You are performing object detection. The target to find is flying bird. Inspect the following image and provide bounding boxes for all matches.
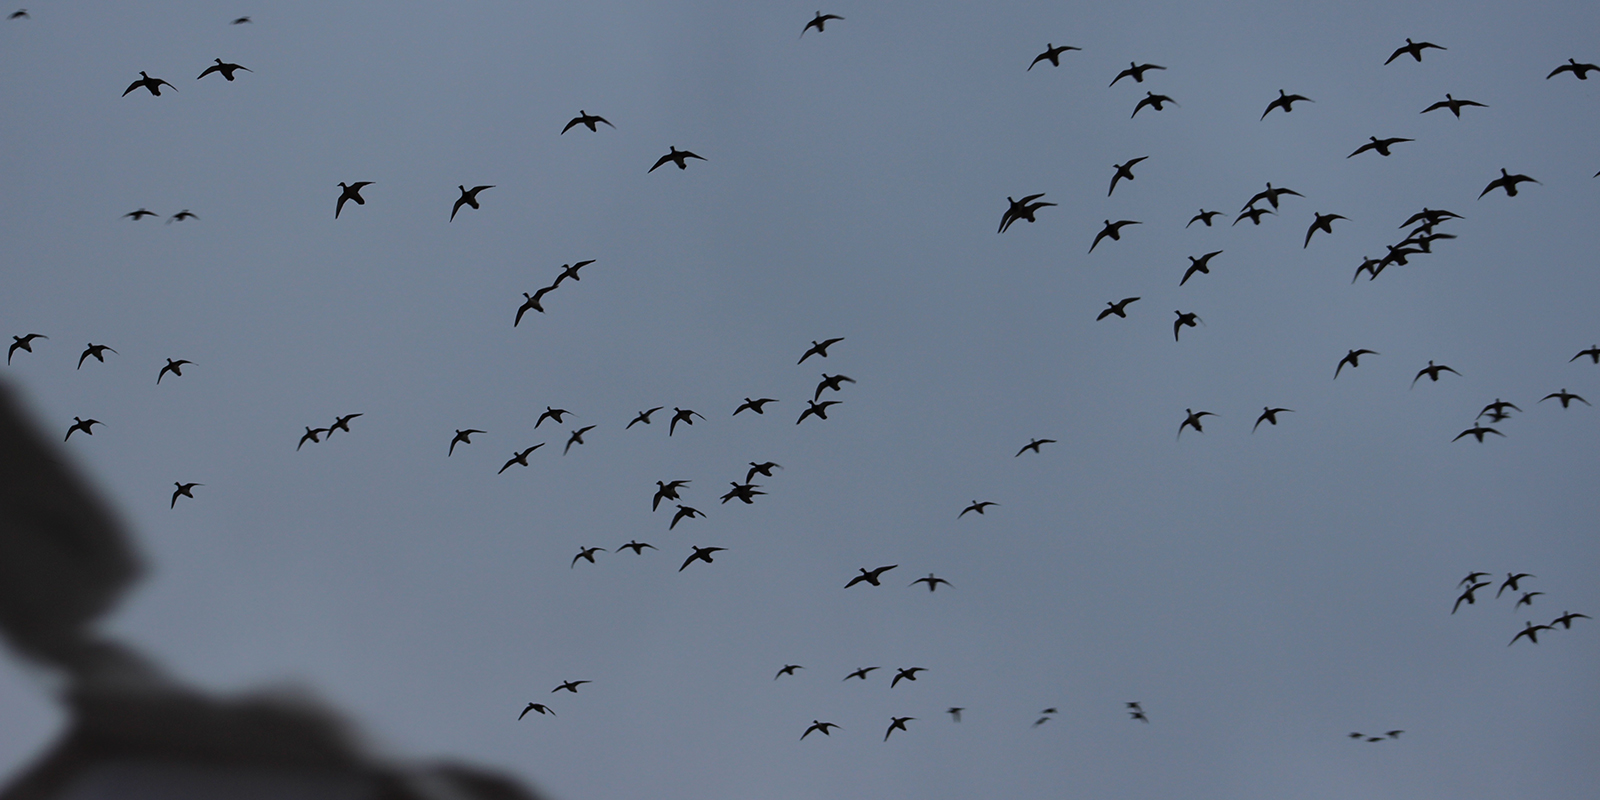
[1130,710,1149,723]
[1089,219,1140,253]
[1304,212,1347,248]
[1453,581,1490,613]
[297,427,329,451]
[959,500,997,518]
[890,667,926,688]
[1386,38,1446,63]
[843,667,879,681]
[800,11,842,36]
[123,208,158,220]
[1261,90,1313,120]
[720,482,765,505]
[231,16,251,24]
[1131,92,1176,117]
[1108,156,1148,196]
[563,426,596,454]
[1540,388,1590,408]
[514,288,556,326]
[1400,208,1462,228]
[1514,591,1545,609]
[571,546,605,568]
[498,444,544,474]
[1187,209,1222,228]
[1498,573,1535,598]
[798,338,844,363]
[1453,424,1504,442]
[1551,611,1591,629]
[327,413,363,435]
[552,680,590,693]
[617,540,657,555]
[335,181,374,218]
[171,482,202,508]
[1420,94,1486,117]
[947,707,963,722]
[1252,407,1293,432]
[1478,169,1539,198]
[448,428,484,456]
[1347,136,1414,158]
[1015,438,1056,456]
[123,71,177,96]
[1509,621,1553,646]
[1180,251,1223,286]
[814,373,855,401]
[845,565,898,588]
[1097,297,1140,320]
[1477,399,1520,419]
[64,417,101,441]
[77,343,117,368]
[998,193,1057,233]
[884,717,915,741]
[1173,310,1201,341]
[628,407,665,428]
[1233,206,1275,226]
[9,9,27,18]
[1028,43,1080,70]
[1411,361,1460,387]
[1334,349,1379,379]
[8,334,45,364]
[1569,345,1600,364]
[734,397,777,415]
[1178,408,1215,439]
[648,146,706,172]
[668,407,703,436]
[796,400,840,424]
[670,505,705,530]
[1245,183,1303,210]
[746,461,782,482]
[519,703,554,719]
[552,260,595,287]
[679,545,726,571]
[801,720,839,739]
[197,58,251,81]
[156,358,191,384]
[774,664,803,680]
[1458,571,1491,588]
[535,407,572,428]
[1547,58,1600,80]
[653,480,689,511]
[1110,62,1166,86]
[562,110,615,133]
[167,210,198,223]
[911,574,951,592]
[450,185,494,221]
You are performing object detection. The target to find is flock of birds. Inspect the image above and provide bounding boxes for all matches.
[4,9,1593,781]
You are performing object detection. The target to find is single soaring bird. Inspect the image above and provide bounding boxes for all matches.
[628,407,665,429]
[814,373,856,401]
[679,545,726,571]
[800,11,842,36]
[734,397,777,415]
[775,664,803,680]
[1411,361,1460,387]
[535,407,572,428]
[563,425,596,454]
[890,667,926,688]
[64,417,101,441]
[1386,38,1446,64]
[123,71,177,96]
[798,337,844,363]
[1453,424,1504,443]
[911,574,952,592]
[1110,62,1166,86]
[1478,169,1539,199]
[1234,206,1275,226]
[1131,91,1177,117]
[884,717,915,741]
[197,58,251,81]
[171,482,202,508]
[843,667,879,681]
[519,703,554,719]
[1509,621,1553,646]
[552,260,595,287]
[1570,345,1600,364]
[1541,389,1590,408]
[1015,438,1056,456]
[1453,581,1491,614]
[571,546,605,568]
[1304,212,1347,248]
[297,427,329,451]
[167,210,198,223]
[1108,156,1148,196]
[8,333,46,364]
[649,146,706,172]
[617,540,656,555]
[1334,349,1379,379]
[746,461,782,482]
[1097,297,1140,320]
[77,343,117,368]
[1420,94,1486,117]
[123,208,158,220]
[1180,250,1223,285]
[1547,58,1600,80]
[1498,573,1535,598]
[1348,136,1414,158]
[335,181,374,218]
[1252,407,1293,432]
[796,400,840,424]
[1089,219,1141,253]
[1173,310,1201,341]
[552,680,590,693]
[1178,408,1215,439]
[1187,209,1222,228]
[450,185,495,221]
[498,444,544,474]
[801,720,839,739]
[448,428,485,456]
[1261,90,1312,119]
[653,480,689,512]
[156,358,192,384]
[668,407,704,436]
[959,500,997,518]
[1028,43,1081,70]
[670,505,705,530]
[514,286,556,326]
[562,110,615,133]
[845,565,898,588]
[1245,183,1303,210]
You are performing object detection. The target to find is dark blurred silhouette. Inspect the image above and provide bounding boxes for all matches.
[0,381,546,800]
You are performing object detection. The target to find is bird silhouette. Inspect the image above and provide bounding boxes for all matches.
[327,414,365,436]
[167,210,198,223]
[911,574,951,592]
[1028,43,1081,70]
[563,426,596,454]
[1458,571,1491,588]
[123,71,177,96]
[1551,611,1591,629]
[670,505,705,530]
[998,193,1056,233]
[1108,156,1148,196]
[1261,90,1313,119]
[959,500,997,518]
[9,333,46,364]
[1514,591,1545,609]
[1547,58,1600,80]
[1173,310,1201,341]
[1477,399,1520,419]
[1233,206,1275,226]
[1178,408,1215,439]
[1097,297,1140,320]
[171,482,202,508]
[571,546,605,568]
[1131,92,1176,117]
[1540,389,1589,408]
[1453,581,1490,613]
[77,343,117,368]
[535,407,572,428]
[1453,424,1504,442]
[891,667,926,687]
[498,444,544,473]
[1509,621,1553,646]
[1245,183,1303,210]
[561,110,615,133]
[801,720,839,739]
[648,146,706,172]
[845,565,898,588]
[1411,361,1461,387]
[450,185,494,221]
[1351,255,1385,283]
[1252,407,1293,432]
[1130,711,1149,723]
[798,338,844,363]
[618,540,657,555]
[1180,251,1223,285]
[1420,94,1486,117]
[796,400,840,424]
[1348,136,1414,158]
[720,482,765,505]
[123,208,158,220]
[843,667,879,681]
[552,680,590,693]
[448,428,484,456]
[156,358,192,384]
[9,9,28,18]
[800,11,842,36]
[64,417,101,441]
[1110,62,1166,86]
[514,289,554,327]
[746,461,783,482]
[1334,349,1379,379]
[1187,209,1222,228]
[884,717,915,741]
[1498,573,1535,598]
[628,407,665,429]
[669,407,704,436]
[734,398,777,415]
[653,480,689,511]
[1478,169,1539,198]
[230,16,250,24]
[1385,38,1445,63]
[519,703,554,719]
[1015,438,1056,456]
[335,181,374,218]
[679,545,726,571]
[552,260,595,287]
[1304,213,1347,247]
[814,373,855,401]
[197,58,251,81]
[775,664,803,680]
[1089,219,1140,253]
[297,427,329,451]
[947,707,963,722]
[1400,208,1462,228]
[1569,345,1600,363]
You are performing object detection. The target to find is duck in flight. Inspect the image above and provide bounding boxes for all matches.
[563,426,596,454]
[1421,93,1486,117]
[1177,408,1214,439]
[1304,213,1347,248]
[746,462,782,482]
[801,720,839,739]
[796,400,840,424]
[1497,573,1535,598]
[1261,90,1312,119]
[1478,169,1539,198]
[911,574,951,592]
[1252,407,1293,432]
[775,664,803,679]
[798,337,844,363]
[1110,62,1166,86]
[1541,389,1589,408]
[1386,38,1445,63]
[1453,581,1491,614]
[553,260,595,287]
[197,59,251,81]
[649,146,706,172]
[171,482,202,508]
[297,427,329,451]
[562,110,615,133]
[1509,621,1553,646]
[653,480,689,511]
[1131,92,1176,117]
[1015,438,1056,456]
[1108,156,1148,196]
[1570,345,1600,363]
[1173,310,1201,341]
[1097,297,1140,320]
[628,407,665,428]
[123,208,158,220]
[1547,58,1600,80]
[448,428,484,456]
[1551,611,1591,629]
[1514,591,1544,610]
[669,407,703,436]
[998,193,1056,233]
[8,333,45,364]
[890,667,926,687]
[552,680,590,693]
[498,444,544,473]
[1187,209,1222,228]
[947,707,963,722]
[1245,183,1303,210]
[1411,361,1460,387]
[335,181,374,218]
[844,667,879,681]
[1089,219,1140,253]
[884,717,915,741]
[720,482,765,505]
[734,397,777,415]
[679,545,726,571]
[535,407,572,428]
[1234,206,1274,226]
[77,343,116,368]
[845,565,898,588]
[801,11,842,36]
[519,703,554,719]
[231,16,250,24]
[156,358,192,384]
[1348,136,1414,158]
[1180,251,1222,286]
[168,210,198,223]
[959,500,997,518]
[1028,43,1080,70]
[571,546,604,567]
[1459,571,1491,588]
[814,373,855,400]
[1453,424,1504,443]
[450,185,494,221]
[123,71,177,96]
[1334,349,1378,379]
[64,417,101,441]
[670,504,705,530]
[514,287,556,326]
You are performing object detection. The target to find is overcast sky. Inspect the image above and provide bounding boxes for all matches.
[2,2,1597,798]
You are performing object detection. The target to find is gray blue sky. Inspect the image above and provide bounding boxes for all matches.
[2,2,1597,798]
